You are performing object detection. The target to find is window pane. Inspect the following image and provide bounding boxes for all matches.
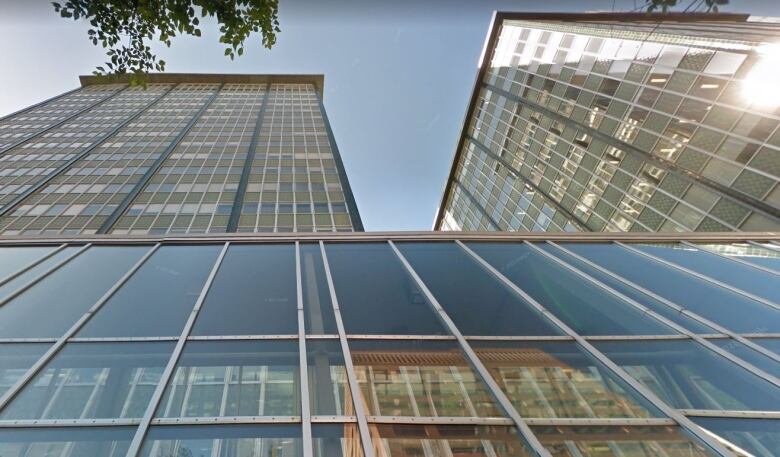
[562,243,780,333]
[466,243,672,336]
[79,245,221,337]
[0,246,56,279]
[300,243,337,334]
[192,244,297,336]
[692,417,780,457]
[397,242,562,336]
[708,338,780,378]
[140,424,301,457]
[595,340,780,411]
[369,424,531,457]
[350,340,502,418]
[325,243,445,335]
[157,341,299,418]
[0,246,149,338]
[695,243,780,273]
[1,342,173,420]
[307,340,352,416]
[752,338,780,356]
[0,343,50,398]
[473,341,660,419]
[0,426,133,457]
[532,425,713,457]
[0,246,81,302]
[312,424,362,457]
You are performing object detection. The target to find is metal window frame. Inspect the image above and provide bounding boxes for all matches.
[681,240,780,278]
[295,242,313,457]
[0,243,67,288]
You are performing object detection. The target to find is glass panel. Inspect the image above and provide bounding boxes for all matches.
[397,242,562,336]
[466,243,673,336]
[751,338,780,356]
[350,340,503,418]
[0,426,133,457]
[157,340,299,418]
[307,340,352,416]
[79,245,221,337]
[595,340,780,411]
[0,343,50,398]
[532,425,714,456]
[696,242,780,273]
[1,342,173,420]
[563,243,780,333]
[140,424,302,457]
[312,424,362,457]
[0,246,56,279]
[300,243,337,334]
[709,338,780,377]
[192,244,297,336]
[0,246,81,302]
[0,246,149,338]
[472,341,659,418]
[633,243,780,304]
[369,424,531,457]
[692,417,780,457]
[325,243,445,335]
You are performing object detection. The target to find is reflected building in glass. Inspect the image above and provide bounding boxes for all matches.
[435,13,780,232]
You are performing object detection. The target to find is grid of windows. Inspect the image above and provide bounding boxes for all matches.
[0,235,776,457]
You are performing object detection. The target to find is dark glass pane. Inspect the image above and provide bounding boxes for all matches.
[192,244,297,336]
[692,417,780,457]
[325,243,445,335]
[709,338,780,377]
[300,243,337,334]
[634,243,780,304]
[0,246,148,338]
[140,424,302,457]
[472,341,660,418]
[466,243,672,336]
[0,426,133,457]
[79,245,221,337]
[0,246,81,302]
[595,340,780,410]
[538,243,714,333]
[696,243,780,273]
[350,340,502,418]
[307,340,352,416]
[752,338,780,356]
[0,343,50,398]
[157,340,299,418]
[369,424,532,457]
[0,246,55,279]
[312,424,362,457]
[397,242,562,336]
[563,243,780,333]
[1,342,173,420]
[532,425,713,456]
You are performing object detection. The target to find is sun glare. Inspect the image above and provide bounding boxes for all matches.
[743,43,780,109]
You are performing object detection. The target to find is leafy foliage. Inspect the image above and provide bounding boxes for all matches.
[646,0,730,13]
[52,0,280,85]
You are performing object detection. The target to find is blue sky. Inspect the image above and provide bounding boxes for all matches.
[1,0,777,230]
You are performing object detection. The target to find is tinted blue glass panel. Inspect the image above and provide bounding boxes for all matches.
[140,424,302,457]
[307,340,352,416]
[325,243,445,335]
[300,243,337,334]
[708,338,780,378]
[752,338,780,356]
[79,245,220,337]
[695,243,780,273]
[692,417,779,457]
[466,243,672,336]
[192,244,297,335]
[0,246,55,279]
[0,246,81,302]
[0,246,148,338]
[0,426,133,457]
[563,243,780,333]
[595,340,780,410]
[397,242,562,336]
[0,343,50,398]
[312,424,362,457]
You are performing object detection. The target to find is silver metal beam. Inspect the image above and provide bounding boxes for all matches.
[681,409,780,419]
[296,242,313,457]
[0,243,67,289]
[681,240,780,278]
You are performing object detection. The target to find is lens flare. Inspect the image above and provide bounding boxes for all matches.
[743,43,780,109]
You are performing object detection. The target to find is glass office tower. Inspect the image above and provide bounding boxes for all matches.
[435,13,780,232]
[0,74,362,234]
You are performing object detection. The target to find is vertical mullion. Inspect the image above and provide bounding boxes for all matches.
[681,240,780,278]
[387,240,552,457]
[296,242,313,457]
[0,243,68,288]
[318,241,375,457]
[454,240,735,457]
[125,241,230,457]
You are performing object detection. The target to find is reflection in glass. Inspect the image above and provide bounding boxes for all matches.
[307,340,352,416]
[695,243,780,273]
[0,343,49,398]
[312,424,362,457]
[0,426,133,457]
[1,342,173,420]
[157,341,299,418]
[325,243,445,335]
[466,243,672,335]
[79,245,221,337]
[140,424,302,457]
[193,244,297,336]
[0,246,55,280]
[369,424,531,457]
[300,243,337,334]
[595,340,780,411]
[532,425,713,456]
[709,338,780,378]
[351,340,503,418]
[0,247,82,302]
[693,417,779,457]
[473,341,659,418]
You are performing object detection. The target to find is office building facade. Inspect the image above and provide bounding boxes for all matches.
[435,13,780,232]
[0,74,362,235]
